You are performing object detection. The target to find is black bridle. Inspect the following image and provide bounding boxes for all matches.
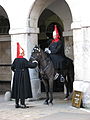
[31,47,51,73]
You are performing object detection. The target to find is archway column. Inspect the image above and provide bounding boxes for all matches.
[72,21,90,108]
[27,30,41,99]
[10,26,41,99]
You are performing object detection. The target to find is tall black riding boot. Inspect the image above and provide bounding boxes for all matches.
[20,99,25,105]
[20,99,29,108]
[15,99,20,108]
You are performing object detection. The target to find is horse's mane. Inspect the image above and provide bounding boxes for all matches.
[40,47,50,59]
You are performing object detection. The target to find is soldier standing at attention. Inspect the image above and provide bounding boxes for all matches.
[11,42,38,108]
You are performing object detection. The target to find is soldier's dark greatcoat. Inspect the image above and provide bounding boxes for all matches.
[49,38,66,70]
[11,58,37,99]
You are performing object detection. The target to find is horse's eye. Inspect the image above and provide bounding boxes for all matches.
[32,50,34,53]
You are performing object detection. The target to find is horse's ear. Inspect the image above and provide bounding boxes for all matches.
[35,45,38,47]
[38,44,40,48]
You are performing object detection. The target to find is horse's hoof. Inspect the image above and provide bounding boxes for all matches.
[64,97,69,101]
[49,100,53,105]
[49,102,53,105]
[44,101,49,105]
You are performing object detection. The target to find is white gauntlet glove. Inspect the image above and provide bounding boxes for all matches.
[44,48,51,54]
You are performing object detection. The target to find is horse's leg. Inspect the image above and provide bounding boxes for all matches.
[67,70,74,98]
[49,78,53,105]
[64,76,69,100]
[69,72,74,93]
[42,79,49,105]
[68,60,74,93]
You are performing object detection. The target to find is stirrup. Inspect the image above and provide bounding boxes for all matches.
[60,75,65,82]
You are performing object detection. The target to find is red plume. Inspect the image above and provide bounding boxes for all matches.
[53,25,60,39]
[17,42,24,58]
[52,25,60,43]
[17,42,20,58]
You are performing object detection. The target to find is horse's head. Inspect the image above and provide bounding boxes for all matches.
[30,45,42,62]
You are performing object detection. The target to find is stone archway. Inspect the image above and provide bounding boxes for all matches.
[29,0,73,95]
[29,0,73,59]
[38,9,65,92]
[38,8,64,50]
[0,5,11,94]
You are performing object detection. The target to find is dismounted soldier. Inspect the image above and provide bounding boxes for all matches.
[11,42,38,108]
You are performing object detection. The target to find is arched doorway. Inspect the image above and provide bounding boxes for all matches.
[38,9,64,92]
[29,0,73,94]
[0,5,11,94]
[38,9,64,49]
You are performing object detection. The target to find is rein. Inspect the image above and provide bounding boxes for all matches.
[31,51,50,73]
[38,51,51,72]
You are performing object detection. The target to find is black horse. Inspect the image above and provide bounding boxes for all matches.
[30,45,74,104]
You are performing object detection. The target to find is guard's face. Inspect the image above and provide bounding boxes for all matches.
[21,51,25,56]
[53,35,57,39]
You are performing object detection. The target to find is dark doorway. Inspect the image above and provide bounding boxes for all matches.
[0,6,11,94]
[38,9,64,92]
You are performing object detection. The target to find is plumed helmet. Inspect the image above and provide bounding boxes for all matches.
[17,42,24,58]
[53,25,60,39]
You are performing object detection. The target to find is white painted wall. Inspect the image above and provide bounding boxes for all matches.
[0,0,36,29]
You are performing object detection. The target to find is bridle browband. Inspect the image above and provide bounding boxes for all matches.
[30,56,36,60]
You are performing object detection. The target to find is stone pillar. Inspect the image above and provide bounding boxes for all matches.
[63,31,74,60]
[10,26,41,99]
[72,21,90,108]
[82,27,90,107]
[27,31,41,99]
